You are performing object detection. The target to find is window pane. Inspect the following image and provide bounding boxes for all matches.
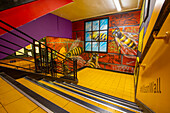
[100,31,107,41]
[85,22,92,31]
[100,19,108,30]
[92,42,99,51]
[100,42,107,52]
[85,18,108,53]
[85,32,92,41]
[93,20,99,31]
[85,42,91,51]
[92,31,99,41]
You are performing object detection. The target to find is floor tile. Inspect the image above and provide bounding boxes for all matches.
[0,83,14,95]
[0,89,24,105]
[4,97,38,113]
[77,68,135,102]
[0,107,7,113]
[63,102,90,113]
[30,107,47,113]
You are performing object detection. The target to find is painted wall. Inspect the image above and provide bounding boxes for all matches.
[136,13,170,113]
[72,10,140,74]
[0,0,73,35]
[0,13,72,59]
[136,0,170,112]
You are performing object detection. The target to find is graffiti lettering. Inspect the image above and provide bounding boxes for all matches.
[140,78,161,93]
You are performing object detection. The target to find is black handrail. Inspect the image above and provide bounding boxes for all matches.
[0,27,33,44]
[0,44,32,57]
[0,62,32,71]
[0,38,32,52]
[0,20,72,61]
[0,51,34,63]
[0,19,77,81]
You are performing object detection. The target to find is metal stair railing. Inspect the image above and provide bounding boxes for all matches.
[0,20,77,81]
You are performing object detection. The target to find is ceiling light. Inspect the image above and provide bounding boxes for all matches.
[113,0,122,11]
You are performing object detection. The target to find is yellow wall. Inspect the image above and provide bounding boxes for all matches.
[136,8,170,113]
[142,0,165,52]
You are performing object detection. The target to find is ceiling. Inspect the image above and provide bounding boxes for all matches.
[51,0,143,22]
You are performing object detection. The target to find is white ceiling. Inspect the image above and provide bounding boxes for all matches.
[51,0,143,22]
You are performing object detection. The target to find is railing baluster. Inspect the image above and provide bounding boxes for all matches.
[45,46,49,74]
[51,49,53,77]
[42,51,45,74]
[33,39,37,72]
[39,42,42,73]
[56,53,58,77]
[73,59,76,80]
[75,59,77,79]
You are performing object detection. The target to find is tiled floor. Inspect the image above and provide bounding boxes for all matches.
[40,80,121,113]
[77,68,135,102]
[0,77,46,113]
[0,67,135,113]
[17,78,94,113]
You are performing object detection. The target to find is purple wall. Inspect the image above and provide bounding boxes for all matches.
[0,13,72,59]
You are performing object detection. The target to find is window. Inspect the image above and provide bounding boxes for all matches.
[84,18,109,53]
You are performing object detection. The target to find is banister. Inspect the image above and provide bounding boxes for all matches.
[0,20,73,61]
[0,20,78,82]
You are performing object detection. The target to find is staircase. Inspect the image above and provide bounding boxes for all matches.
[0,20,143,113]
[0,20,77,84]
[0,72,143,113]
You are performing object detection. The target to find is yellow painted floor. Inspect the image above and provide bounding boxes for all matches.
[77,68,135,102]
[0,67,135,113]
[17,78,94,113]
[40,80,121,113]
[0,77,46,113]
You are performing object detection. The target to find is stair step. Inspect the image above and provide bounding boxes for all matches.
[39,78,140,113]
[0,72,68,113]
[66,82,138,107]
[51,80,142,113]
[18,77,111,113]
[40,80,121,113]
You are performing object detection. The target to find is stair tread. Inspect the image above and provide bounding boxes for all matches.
[17,78,105,113]
[64,82,138,107]
[0,76,46,113]
[54,81,141,113]
[39,80,121,113]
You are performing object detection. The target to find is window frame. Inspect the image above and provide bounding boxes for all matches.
[84,17,109,53]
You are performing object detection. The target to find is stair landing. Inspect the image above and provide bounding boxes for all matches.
[77,68,135,102]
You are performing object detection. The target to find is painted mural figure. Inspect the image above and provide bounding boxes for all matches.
[58,40,86,69]
[111,27,138,56]
[86,53,106,68]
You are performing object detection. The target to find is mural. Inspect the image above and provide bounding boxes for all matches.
[47,10,140,74]
[46,37,85,69]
